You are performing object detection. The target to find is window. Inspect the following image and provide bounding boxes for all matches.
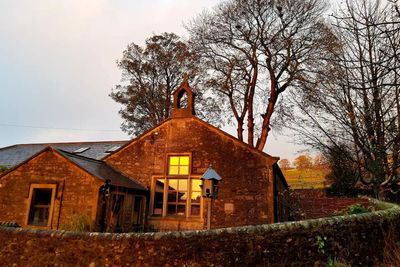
[190,179,202,216]
[151,154,202,218]
[153,179,165,216]
[27,184,56,227]
[168,155,189,175]
[167,179,187,216]
[105,145,121,153]
[73,147,90,154]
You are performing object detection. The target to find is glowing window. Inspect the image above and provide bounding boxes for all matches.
[151,177,201,218]
[168,156,190,175]
[167,179,188,216]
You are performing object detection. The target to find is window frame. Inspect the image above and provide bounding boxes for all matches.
[25,184,57,228]
[150,153,203,219]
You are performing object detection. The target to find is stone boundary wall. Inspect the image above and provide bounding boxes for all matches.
[291,189,370,219]
[297,197,370,219]
[0,199,399,266]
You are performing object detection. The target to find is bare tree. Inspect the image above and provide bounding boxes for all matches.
[289,0,400,196]
[187,0,331,150]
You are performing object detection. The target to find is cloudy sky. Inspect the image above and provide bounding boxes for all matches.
[0,0,305,161]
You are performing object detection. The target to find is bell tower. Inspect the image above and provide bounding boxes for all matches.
[171,74,195,118]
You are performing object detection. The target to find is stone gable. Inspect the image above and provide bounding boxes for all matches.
[0,148,103,229]
[106,117,277,229]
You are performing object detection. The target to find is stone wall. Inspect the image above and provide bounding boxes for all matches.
[0,149,103,230]
[292,189,370,219]
[106,117,279,229]
[0,199,399,266]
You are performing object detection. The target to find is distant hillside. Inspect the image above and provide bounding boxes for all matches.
[283,168,330,189]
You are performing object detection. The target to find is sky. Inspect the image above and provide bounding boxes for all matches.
[0,0,306,162]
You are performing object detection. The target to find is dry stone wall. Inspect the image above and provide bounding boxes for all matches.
[0,199,399,266]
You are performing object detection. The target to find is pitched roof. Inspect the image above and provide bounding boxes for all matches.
[0,141,128,168]
[55,149,147,191]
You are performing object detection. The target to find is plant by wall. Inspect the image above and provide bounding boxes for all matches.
[59,213,93,232]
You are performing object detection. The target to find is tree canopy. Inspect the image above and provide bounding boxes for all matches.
[187,0,331,150]
[288,0,400,195]
[111,32,220,136]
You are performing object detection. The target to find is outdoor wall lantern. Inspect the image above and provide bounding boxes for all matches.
[200,165,222,230]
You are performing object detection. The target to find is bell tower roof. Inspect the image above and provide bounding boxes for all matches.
[171,74,195,118]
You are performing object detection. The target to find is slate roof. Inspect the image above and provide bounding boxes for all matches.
[0,141,128,168]
[56,149,147,191]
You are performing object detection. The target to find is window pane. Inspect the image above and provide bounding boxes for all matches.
[178,180,187,191]
[168,179,178,190]
[153,192,164,215]
[178,192,187,202]
[153,180,165,216]
[155,179,165,192]
[191,180,202,191]
[34,189,52,205]
[180,156,189,166]
[191,205,200,216]
[177,205,186,216]
[169,156,180,165]
[191,192,201,203]
[30,207,50,226]
[168,192,177,202]
[169,166,179,175]
[167,204,177,215]
[179,166,189,175]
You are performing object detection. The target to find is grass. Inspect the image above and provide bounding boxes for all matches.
[283,168,330,189]
[59,213,93,232]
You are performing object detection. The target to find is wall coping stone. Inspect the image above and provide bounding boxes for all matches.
[0,198,399,240]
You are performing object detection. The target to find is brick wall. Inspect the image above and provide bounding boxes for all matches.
[0,199,398,266]
[106,117,278,229]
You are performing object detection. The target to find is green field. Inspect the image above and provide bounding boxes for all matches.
[283,168,330,189]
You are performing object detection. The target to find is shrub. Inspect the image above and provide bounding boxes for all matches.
[324,144,359,197]
[334,204,370,216]
[347,204,369,214]
[59,213,93,232]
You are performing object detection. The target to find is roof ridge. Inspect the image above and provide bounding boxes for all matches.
[3,140,129,148]
[56,149,104,164]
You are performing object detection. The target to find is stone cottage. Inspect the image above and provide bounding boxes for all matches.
[0,78,288,232]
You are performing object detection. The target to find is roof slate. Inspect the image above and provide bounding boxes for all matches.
[0,141,128,168]
[56,149,147,191]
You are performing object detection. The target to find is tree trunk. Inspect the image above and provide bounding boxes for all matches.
[256,76,278,151]
[247,63,258,147]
